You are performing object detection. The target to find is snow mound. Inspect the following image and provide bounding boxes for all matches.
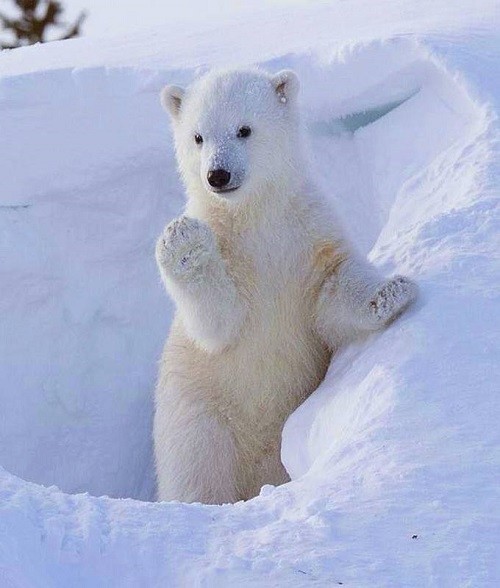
[1,14,499,588]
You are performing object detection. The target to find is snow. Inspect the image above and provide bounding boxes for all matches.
[1,0,499,585]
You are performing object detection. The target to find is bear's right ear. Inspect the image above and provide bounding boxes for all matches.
[271,70,300,104]
[160,85,185,119]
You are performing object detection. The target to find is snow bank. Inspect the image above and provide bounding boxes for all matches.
[1,1,499,585]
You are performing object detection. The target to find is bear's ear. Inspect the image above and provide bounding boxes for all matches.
[271,70,300,104]
[160,85,185,119]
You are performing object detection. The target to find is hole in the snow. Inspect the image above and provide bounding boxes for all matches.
[309,88,420,136]
[0,38,484,503]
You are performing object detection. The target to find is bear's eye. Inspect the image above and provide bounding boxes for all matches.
[237,126,251,138]
[194,134,203,145]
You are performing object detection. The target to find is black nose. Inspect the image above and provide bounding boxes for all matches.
[207,169,231,189]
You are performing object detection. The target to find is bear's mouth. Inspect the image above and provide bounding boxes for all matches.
[211,186,240,195]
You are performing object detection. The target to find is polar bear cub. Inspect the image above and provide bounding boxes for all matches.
[154,68,417,504]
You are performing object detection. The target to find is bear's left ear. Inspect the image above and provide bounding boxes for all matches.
[271,70,300,104]
[160,85,185,119]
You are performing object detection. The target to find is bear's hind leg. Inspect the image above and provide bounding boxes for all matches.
[154,391,239,505]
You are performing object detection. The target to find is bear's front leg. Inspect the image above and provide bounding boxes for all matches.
[156,215,245,353]
[315,257,418,347]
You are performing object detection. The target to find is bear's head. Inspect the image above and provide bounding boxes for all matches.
[161,68,301,204]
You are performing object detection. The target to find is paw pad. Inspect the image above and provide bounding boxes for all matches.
[370,276,417,324]
[156,215,216,277]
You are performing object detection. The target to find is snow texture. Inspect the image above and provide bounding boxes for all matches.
[0,0,499,585]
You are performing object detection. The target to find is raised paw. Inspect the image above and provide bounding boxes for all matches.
[369,275,418,326]
[156,215,217,279]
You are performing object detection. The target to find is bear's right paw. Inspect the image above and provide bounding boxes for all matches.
[156,216,217,279]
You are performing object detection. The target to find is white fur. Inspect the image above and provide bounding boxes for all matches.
[154,68,417,504]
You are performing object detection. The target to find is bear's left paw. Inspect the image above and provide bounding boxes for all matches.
[369,276,418,326]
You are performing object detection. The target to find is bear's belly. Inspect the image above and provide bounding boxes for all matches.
[167,286,331,433]
[218,325,330,487]
[224,310,330,422]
